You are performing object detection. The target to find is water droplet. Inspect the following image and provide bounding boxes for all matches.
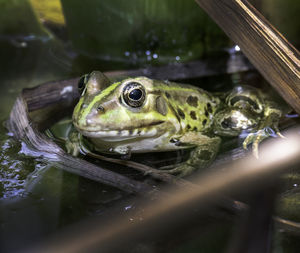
[124,205,132,211]
[152,53,158,59]
[234,45,241,52]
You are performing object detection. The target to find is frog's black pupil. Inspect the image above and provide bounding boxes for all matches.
[129,89,142,100]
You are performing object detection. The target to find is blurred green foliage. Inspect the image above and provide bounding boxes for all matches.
[0,0,45,35]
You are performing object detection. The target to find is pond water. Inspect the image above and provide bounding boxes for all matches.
[0,1,300,253]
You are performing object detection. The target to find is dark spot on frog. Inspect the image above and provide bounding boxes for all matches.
[97,105,105,113]
[198,150,212,160]
[187,124,191,130]
[193,126,198,131]
[202,119,207,126]
[170,138,181,146]
[121,153,131,160]
[207,103,212,113]
[186,96,198,107]
[205,110,209,117]
[137,129,142,135]
[221,117,236,129]
[156,96,168,116]
[190,111,197,120]
[165,92,171,99]
[177,108,185,119]
[221,120,230,129]
[230,96,259,110]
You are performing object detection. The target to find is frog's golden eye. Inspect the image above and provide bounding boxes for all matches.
[122,82,146,108]
[78,74,90,95]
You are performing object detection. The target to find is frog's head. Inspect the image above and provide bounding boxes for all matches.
[72,71,179,141]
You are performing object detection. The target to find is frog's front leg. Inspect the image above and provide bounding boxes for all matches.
[66,127,82,156]
[161,132,221,177]
[66,126,97,157]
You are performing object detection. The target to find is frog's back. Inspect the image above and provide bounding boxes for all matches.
[152,80,220,134]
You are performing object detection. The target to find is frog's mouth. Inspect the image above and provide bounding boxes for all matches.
[75,121,165,142]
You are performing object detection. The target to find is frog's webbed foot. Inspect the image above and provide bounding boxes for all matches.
[243,126,284,158]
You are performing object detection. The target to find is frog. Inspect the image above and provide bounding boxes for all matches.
[69,71,283,177]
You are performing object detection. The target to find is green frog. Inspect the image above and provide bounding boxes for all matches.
[69,71,283,176]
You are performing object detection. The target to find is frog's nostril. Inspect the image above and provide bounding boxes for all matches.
[97,106,105,113]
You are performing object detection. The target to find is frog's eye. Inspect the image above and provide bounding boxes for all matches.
[122,82,146,108]
[78,74,90,95]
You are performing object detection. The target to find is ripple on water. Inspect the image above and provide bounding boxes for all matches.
[0,136,35,199]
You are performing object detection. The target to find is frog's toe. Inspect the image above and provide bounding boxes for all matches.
[243,133,255,150]
[244,130,266,158]
[243,127,280,158]
[252,140,260,159]
[277,132,285,138]
[270,124,285,139]
[274,127,285,139]
[66,141,80,156]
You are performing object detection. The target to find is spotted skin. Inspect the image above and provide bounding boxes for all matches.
[70,71,284,176]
